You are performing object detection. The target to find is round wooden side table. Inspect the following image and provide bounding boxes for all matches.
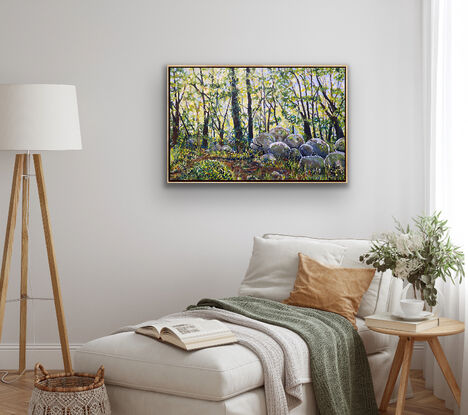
[369,318,464,415]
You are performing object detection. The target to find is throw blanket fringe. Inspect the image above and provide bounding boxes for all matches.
[185,308,309,413]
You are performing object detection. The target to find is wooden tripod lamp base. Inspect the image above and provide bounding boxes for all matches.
[0,154,72,373]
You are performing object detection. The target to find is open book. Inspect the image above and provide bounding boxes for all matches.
[135,318,237,351]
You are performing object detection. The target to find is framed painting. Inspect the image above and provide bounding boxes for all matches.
[167,65,347,183]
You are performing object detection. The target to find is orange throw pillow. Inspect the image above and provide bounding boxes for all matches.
[283,253,376,329]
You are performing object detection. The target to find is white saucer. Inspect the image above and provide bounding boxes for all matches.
[392,310,433,322]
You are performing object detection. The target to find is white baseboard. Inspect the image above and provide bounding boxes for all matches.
[411,342,425,370]
[0,343,82,370]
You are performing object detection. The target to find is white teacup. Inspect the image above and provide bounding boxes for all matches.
[400,299,425,316]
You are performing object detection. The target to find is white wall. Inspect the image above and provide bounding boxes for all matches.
[0,0,424,367]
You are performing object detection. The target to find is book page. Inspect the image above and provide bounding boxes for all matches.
[139,318,206,336]
[138,322,166,336]
[163,319,231,341]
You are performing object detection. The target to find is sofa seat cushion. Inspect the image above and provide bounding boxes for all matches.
[356,317,394,355]
[74,332,264,401]
[74,320,393,401]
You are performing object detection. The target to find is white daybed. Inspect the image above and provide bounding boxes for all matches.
[74,236,408,415]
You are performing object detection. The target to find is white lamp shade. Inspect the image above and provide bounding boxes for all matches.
[0,84,82,151]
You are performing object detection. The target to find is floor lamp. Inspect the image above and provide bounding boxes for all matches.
[0,84,82,373]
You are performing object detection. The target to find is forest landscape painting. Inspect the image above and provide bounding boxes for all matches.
[168,65,347,183]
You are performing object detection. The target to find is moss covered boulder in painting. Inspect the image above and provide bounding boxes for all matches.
[283,134,305,149]
[290,148,302,161]
[299,143,314,156]
[269,142,291,160]
[325,152,345,179]
[250,142,262,152]
[334,138,346,152]
[268,126,290,142]
[252,133,275,151]
[271,171,285,180]
[306,139,330,158]
[300,156,325,173]
[188,160,234,181]
[221,145,234,153]
[260,153,276,164]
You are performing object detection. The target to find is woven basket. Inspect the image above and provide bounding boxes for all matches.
[28,363,111,415]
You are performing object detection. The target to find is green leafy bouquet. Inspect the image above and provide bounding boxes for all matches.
[360,212,465,307]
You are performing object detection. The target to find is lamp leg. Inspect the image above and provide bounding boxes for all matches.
[33,154,72,372]
[19,154,29,373]
[0,155,23,347]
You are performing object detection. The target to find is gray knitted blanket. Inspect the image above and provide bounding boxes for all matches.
[190,297,378,415]
[183,308,310,413]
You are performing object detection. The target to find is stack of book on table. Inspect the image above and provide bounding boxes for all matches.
[365,312,439,332]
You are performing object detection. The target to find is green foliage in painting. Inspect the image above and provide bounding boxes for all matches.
[187,159,234,181]
[168,66,347,182]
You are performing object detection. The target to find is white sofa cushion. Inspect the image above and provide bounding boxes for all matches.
[262,234,393,318]
[74,332,264,401]
[239,236,345,301]
[74,321,391,403]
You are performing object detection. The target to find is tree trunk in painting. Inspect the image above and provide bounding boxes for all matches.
[191,68,211,149]
[303,120,312,140]
[311,105,317,138]
[202,114,209,148]
[327,124,332,142]
[316,74,345,140]
[171,101,180,147]
[331,116,344,140]
[246,68,254,142]
[230,68,243,151]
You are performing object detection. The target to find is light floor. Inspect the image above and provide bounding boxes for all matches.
[0,370,453,415]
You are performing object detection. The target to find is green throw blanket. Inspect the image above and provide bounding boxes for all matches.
[189,296,378,415]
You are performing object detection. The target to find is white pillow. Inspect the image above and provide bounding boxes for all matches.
[262,234,391,318]
[239,236,346,301]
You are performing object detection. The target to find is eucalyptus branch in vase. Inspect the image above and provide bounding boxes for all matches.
[360,212,465,308]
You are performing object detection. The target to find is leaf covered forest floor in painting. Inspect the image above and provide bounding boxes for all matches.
[168,66,347,182]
